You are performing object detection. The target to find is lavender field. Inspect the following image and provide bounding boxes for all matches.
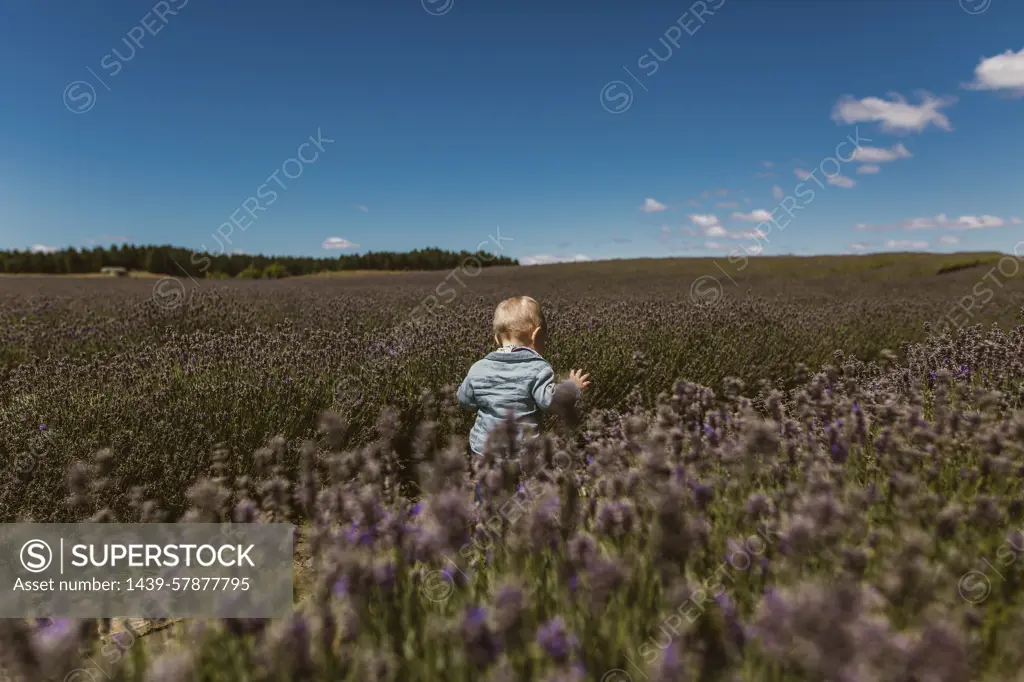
[2,254,1024,681]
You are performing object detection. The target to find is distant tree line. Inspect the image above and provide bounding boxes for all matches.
[0,245,518,277]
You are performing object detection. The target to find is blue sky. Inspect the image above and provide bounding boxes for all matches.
[1,0,1021,265]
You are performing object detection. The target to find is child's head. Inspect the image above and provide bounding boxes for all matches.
[493,296,546,352]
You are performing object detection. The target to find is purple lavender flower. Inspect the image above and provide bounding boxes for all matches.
[653,644,684,682]
[464,605,487,626]
[536,616,576,663]
[460,605,501,668]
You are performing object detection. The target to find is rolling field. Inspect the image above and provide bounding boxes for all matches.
[2,253,1024,681]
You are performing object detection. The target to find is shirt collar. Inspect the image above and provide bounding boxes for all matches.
[496,345,537,355]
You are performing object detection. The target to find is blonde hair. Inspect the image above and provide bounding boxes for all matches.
[493,296,544,345]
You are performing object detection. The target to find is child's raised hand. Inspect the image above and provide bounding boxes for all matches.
[568,369,591,393]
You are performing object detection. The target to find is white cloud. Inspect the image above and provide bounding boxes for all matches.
[772,185,785,200]
[704,225,728,238]
[356,205,369,213]
[832,92,956,134]
[322,237,360,249]
[856,214,1007,231]
[521,253,592,266]
[907,216,939,229]
[828,175,856,189]
[689,214,721,228]
[732,228,767,241]
[761,161,774,168]
[732,209,773,222]
[641,197,667,213]
[965,48,1024,94]
[794,168,812,180]
[886,240,929,250]
[754,171,778,180]
[30,244,58,254]
[1012,217,1023,225]
[856,164,881,175]
[958,215,1006,229]
[703,241,725,250]
[849,243,870,252]
[851,143,912,163]
[938,235,961,245]
[715,201,740,209]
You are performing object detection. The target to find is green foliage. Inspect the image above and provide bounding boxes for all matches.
[936,255,1002,276]
[262,263,290,279]
[237,266,263,279]
[0,244,518,276]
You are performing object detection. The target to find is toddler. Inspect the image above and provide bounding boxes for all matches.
[457,296,590,455]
